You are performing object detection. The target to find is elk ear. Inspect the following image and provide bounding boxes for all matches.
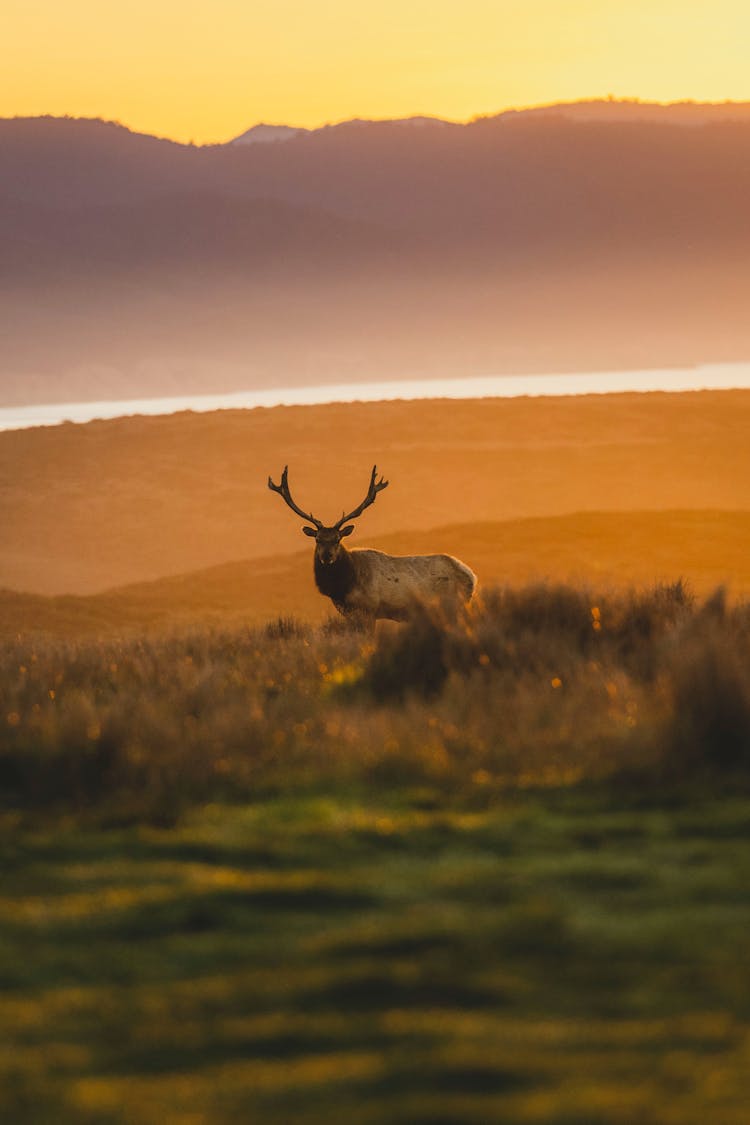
[302,526,318,537]
[339,524,355,537]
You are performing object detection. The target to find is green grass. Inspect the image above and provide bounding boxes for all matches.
[2,788,750,1124]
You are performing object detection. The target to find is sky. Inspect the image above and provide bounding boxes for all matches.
[3,0,750,144]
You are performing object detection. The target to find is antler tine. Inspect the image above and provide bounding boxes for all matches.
[335,464,389,528]
[268,465,322,528]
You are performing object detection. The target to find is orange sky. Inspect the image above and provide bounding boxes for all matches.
[3,0,750,143]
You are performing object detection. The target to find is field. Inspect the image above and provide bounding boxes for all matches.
[2,389,750,1121]
[2,581,750,1123]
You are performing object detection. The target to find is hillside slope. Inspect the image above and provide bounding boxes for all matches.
[3,510,748,637]
[1,391,748,596]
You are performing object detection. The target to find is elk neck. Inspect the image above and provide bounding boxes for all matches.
[313,543,357,607]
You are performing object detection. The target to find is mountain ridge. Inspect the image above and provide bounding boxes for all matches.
[3,100,750,406]
[7,97,750,151]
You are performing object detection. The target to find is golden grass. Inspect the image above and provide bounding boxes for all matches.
[1,389,749,595]
[2,509,748,637]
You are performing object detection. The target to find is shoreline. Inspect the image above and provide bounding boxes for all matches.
[1,361,750,433]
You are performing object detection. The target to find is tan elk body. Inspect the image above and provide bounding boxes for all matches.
[268,466,476,622]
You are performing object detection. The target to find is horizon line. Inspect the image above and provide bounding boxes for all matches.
[4,94,750,147]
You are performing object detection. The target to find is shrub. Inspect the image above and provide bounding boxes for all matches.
[365,606,452,701]
[663,620,750,775]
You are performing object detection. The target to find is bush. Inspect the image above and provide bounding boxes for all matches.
[365,606,453,701]
[663,611,750,775]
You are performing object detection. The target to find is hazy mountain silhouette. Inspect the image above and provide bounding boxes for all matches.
[2,102,750,405]
[229,115,451,144]
[232,123,310,144]
[494,98,750,125]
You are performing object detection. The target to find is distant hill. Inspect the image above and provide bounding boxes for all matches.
[232,123,310,144]
[2,509,749,638]
[227,99,750,145]
[498,97,750,125]
[2,102,750,405]
[229,115,452,144]
[1,391,748,597]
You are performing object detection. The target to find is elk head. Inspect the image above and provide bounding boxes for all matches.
[268,465,389,565]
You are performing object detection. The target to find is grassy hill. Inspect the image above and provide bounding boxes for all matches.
[2,509,749,637]
[2,390,750,597]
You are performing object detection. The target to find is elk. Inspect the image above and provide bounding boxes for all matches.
[268,465,477,622]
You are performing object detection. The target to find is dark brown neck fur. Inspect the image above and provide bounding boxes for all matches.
[314,546,357,610]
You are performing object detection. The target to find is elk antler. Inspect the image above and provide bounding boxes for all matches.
[268,466,323,528]
[335,465,389,528]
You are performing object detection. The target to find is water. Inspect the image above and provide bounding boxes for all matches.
[1,362,749,433]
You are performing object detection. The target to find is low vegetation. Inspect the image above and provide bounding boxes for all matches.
[2,581,750,1123]
[1,581,749,824]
